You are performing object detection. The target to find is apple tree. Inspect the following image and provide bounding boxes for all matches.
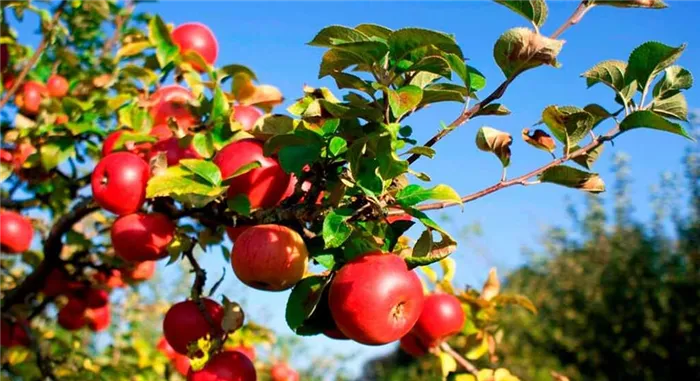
[0,0,694,380]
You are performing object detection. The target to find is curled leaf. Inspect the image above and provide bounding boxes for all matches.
[538,165,606,193]
[480,268,500,301]
[493,27,564,78]
[476,126,512,167]
[522,128,556,153]
[221,299,245,333]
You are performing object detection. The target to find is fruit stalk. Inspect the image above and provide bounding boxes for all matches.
[440,342,478,376]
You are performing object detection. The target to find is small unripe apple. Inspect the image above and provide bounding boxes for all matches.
[411,293,465,348]
[163,298,224,355]
[270,362,300,381]
[157,337,178,360]
[124,260,156,282]
[58,298,87,331]
[328,251,424,345]
[231,224,309,292]
[171,23,218,72]
[173,353,191,376]
[47,74,69,98]
[231,105,262,131]
[1,319,30,348]
[213,139,293,210]
[85,303,111,332]
[0,210,33,254]
[15,81,47,115]
[399,331,429,357]
[92,152,150,215]
[111,213,176,262]
[150,85,197,131]
[187,350,256,381]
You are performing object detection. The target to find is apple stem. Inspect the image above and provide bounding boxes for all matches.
[440,342,479,376]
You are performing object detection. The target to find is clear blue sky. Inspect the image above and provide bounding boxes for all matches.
[8,1,699,378]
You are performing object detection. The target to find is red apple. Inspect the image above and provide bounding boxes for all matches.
[93,269,125,289]
[55,114,69,125]
[0,210,33,253]
[328,251,424,345]
[231,105,262,131]
[91,152,149,215]
[173,353,191,376]
[85,288,109,308]
[387,208,412,224]
[411,293,465,348]
[47,74,69,98]
[2,72,16,90]
[227,345,256,362]
[150,85,197,131]
[399,331,429,357]
[187,350,256,381]
[171,23,218,72]
[224,225,250,243]
[157,337,178,360]
[231,224,309,292]
[323,327,349,340]
[270,362,299,381]
[1,319,29,348]
[163,298,224,355]
[15,81,47,115]
[111,213,175,262]
[149,135,201,166]
[124,260,156,282]
[213,139,293,210]
[0,149,12,164]
[58,298,87,331]
[101,130,151,158]
[85,303,111,332]
[43,269,84,297]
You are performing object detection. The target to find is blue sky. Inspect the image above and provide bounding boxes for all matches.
[7,1,699,378]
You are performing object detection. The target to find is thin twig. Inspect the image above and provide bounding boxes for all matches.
[550,1,594,39]
[101,0,135,57]
[440,342,479,376]
[0,1,67,110]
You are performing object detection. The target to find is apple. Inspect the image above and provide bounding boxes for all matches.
[15,81,47,115]
[270,362,300,381]
[228,345,256,362]
[323,327,349,340]
[149,134,201,166]
[157,337,178,360]
[55,114,69,125]
[0,210,33,254]
[2,72,16,90]
[387,208,412,224]
[43,269,84,297]
[47,74,69,98]
[171,23,218,72]
[173,353,191,376]
[231,105,262,131]
[85,303,111,332]
[231,224,309,291]
[124,260,156,282]
[0,149,12,164]
[328,251,424,345]
[1,319,29,348]
[163,298,224,355]
[411,293,465,348]
[149,85,197,131]
[213,139,293,210]
[85,288,109,308]
[93,269,125,289]
[58,298,87,331]
[187,350,256,381]
[111,213,176,262]
[224,225,250,243]
[92,152,150,215]
[399,331,429,357]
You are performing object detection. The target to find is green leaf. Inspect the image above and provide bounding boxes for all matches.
[388,85,423,120]
[474,103,511,117]
[219,64,257,82]
[376,135,409,180]
[493,27,563,78]
[330,72,373,94]
[538,165,606,193]
[321,119,340,136]
[113,132,157,151]
[404,146,435,159]
[323,209,353,249]
[395,184,462,207]
[39,137,74,171]
[626,41,686,90]
[619,110,693,140]
[388,28,463,64]
[252,114,296,140]
[420,89,466,106]
[541,105,593,148]
[443,53,468,86]
[355,24,392,41]
[279,144,322,174]
[223,161,262,181]
[148,15,178,68]
[581,60,634,103]
[467,65,487,92]
[318,49,364,78]
[406,55,451,78]
[653,65,693,99]
[404,229,457,268]
[410,72,442,89]
[347,137,368,178]
[285,275,332,332]
[328,136,348,156]
[227,194,251,217]
[116,41,151,58]
[211,87,230,122]
[495,0,548,27]
[334,41,389,64]
[583,103,614,129]
[651,92,688,121]
[191,133,214,158]
[571,144,604,170]
[475,126,513,167]
[308,25,370,47]
[179,159,222,186]
[147,166,227,207]
[564,111,596,147]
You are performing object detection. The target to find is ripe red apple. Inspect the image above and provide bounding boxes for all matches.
[399,331,429,357]
[150,85,197,131]
[15,81,47,115]
[157,337,178,360]
[124,260,156,282]
[171,23,218,72]
[0,210,33,254]
[149,135,201,166]
[411,293,465,348]
[173,353,191,376]
[85,303,111,332]
[163,298,224,355]
[47,74,69,98]
[0,149,12,163]
[111,213,175,262]
[231,105,262,131]
[93,269,125,289]
[187,350,256,381]
[387,208,412,224]
[92,152,149,215]
[270,362,299,381]
[213,139,293,210]
[102,130,151,158]
[58,298,87,331]
[1,319,29,348]
[224,225,250,243]
[231,224,309,291]
[43,269,83,297]
[85,288,109,308]
[2,72,16,90]
[328,251,424,345]
[227,345,256,362]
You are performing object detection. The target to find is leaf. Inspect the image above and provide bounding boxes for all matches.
[210,87,230,122]
[468,65,487,92]
[626,41,686,90]
[420,89,466,106]
[474,103,511,117]
[495,0,549,27]
[148,15,178,67]
[475,126,513,167]
[330,72,373,94]
[405,230,457,268]
[219,64,257,82]
[179,159,222,186]
[442,53,468,86]
[221,300,245,333]
[395,184,462,207]
[313,253,336,270]
[191,133,214,158]
[493,27,563,78]
[581,60,628,93]
[406,55,452,78]
[354,23,392,41]
[522,128,556,153]
[583,103,614,129]
[323,209,354,249]
[251,114,295,140]
[116,41,151,58]
[388,85,423,120]
[318,49,365,78]
[279,143,322,175]
[653,65,693,99]
[541,105,594,148]
[40,137,74,170]
[308,25,370,47]
[619,110,693,140]
[595,0,667,9]
[285,275,332,334]
[439,351,458,378]
[147,166,227,207]
[564,111,596,147]
[404,146,436,159]
[538,165,606,193]
[491,294,538,314]
[480,268,500,301]
[571,143,604,170]
[388,28,463,63]
[224,161,262,181]
[227,194,251,217]
[329,136,347,156]
[651,92,688,121]
[333,41,390,64]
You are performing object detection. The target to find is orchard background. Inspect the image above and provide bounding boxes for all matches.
[0,1,698,381]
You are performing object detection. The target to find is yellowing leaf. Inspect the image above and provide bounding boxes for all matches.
[6,346,30,365]
[476,126,512,167]
[466,334,489,360]
[222,300,245,333]
[493,27,564,78]
[480,268,500,301]
[439,350,457,378]
[440,257,456,283]
[522,128,556,153]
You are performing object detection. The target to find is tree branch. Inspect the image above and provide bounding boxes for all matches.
[550,1,594,40]
[0,0,67,110]
[20,322,57,381]
[440,342,479,376]
[101,0,135,57]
